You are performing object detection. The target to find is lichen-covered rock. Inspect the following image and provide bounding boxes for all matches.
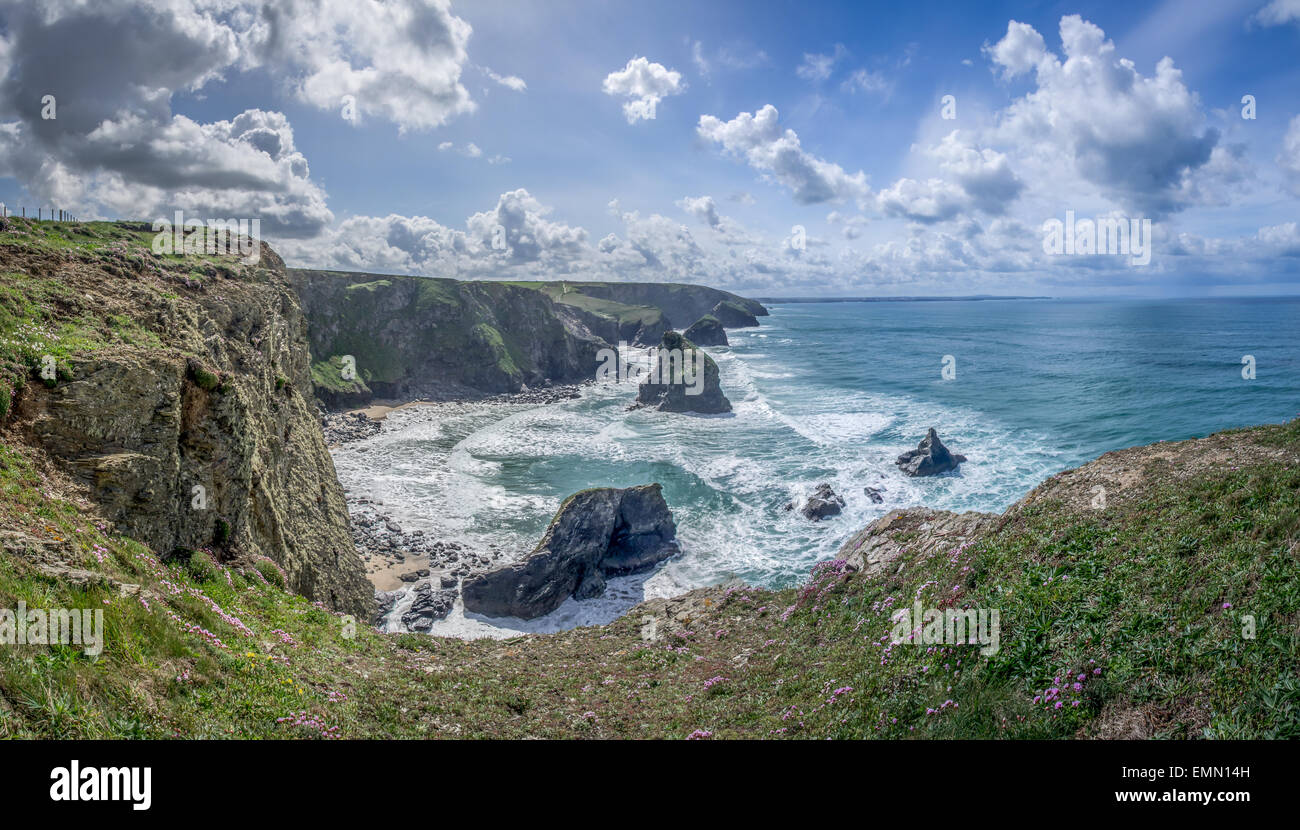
[683,315,729,346]
[837,508,998,577]
[634,331,732,414]
[896,428,967,476]
[462,483,679,619]
[4,234,372,617]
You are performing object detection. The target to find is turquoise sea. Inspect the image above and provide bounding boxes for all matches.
[332,297,1300,636]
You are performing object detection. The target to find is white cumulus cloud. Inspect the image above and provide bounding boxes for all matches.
[602,57,685,123]
[986,15,1222,217]
[697,105,870,205]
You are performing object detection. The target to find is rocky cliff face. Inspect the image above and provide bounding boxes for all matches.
[551,299,667,347]
[289,271,768,408]
[289,270,607,407]
[0,220,371,617]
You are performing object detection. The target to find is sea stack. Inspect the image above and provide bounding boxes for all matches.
[634,330,732,414]
[896,428,967,476]
[462,484,680,619]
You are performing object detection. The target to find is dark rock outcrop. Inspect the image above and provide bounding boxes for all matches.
[788,483,845,520]
[896,428,967,477]
[710,300,760,328]
[321,411,382,445]
[400,580,457,632]
[462,484,679,619]
[633,331,731,414]
[864,486,885,504]
[683,315,729,346]
[374,589,401,626]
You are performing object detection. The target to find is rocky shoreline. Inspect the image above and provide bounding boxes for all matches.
[320,384,585,447]
[325,385,592,629]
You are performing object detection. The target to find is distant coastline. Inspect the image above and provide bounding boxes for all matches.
[754,295,1052,304]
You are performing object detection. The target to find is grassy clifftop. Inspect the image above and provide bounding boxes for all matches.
[3,412,1295,738]
[507,279,768,329]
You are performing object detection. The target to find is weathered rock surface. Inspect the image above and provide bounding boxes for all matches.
[683,315,729,346]
[896,428,967,477]
[633,331,731,414]
[837,507,999,578]
[462,484,679,619]
[864,486,885,503]
[710,300,760,328]
[551,297,668,347]
[6,240,372,617]
[373,589,402,626]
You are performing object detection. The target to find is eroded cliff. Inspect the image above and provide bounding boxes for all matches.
[289,270,607,407]
[0,219,371,616]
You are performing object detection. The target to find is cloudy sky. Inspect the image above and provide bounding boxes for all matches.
[1,0,1299,296]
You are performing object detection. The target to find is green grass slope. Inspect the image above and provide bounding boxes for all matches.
[2,419,1296,739]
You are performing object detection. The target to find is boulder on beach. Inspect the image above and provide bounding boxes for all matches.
[789,482,845,520]
[683,315,729,346]
[462,484,680,620]
[400,580,457,632]
[896,428,967,477]
[710,300,759,328]
[634,331,731,414]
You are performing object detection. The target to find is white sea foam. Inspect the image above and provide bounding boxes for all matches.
[338,318,1069,639]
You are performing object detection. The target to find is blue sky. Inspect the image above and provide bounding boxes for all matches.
[2,0,1299,296]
